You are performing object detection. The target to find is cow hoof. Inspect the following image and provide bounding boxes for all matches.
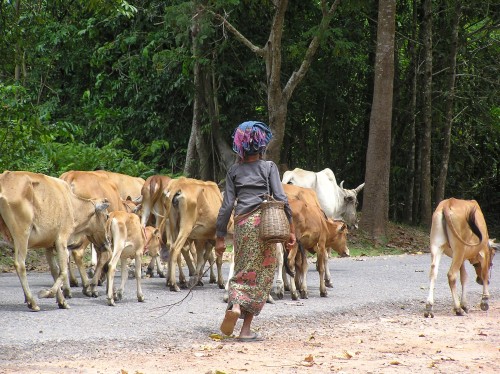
[91,291,99,298]
[291,292,299,301]
[218,283,225,290]
[276,292,284,300]
[97,279,103,286]
[461,305,470,314]
[138,295,145,302]
[480,301,489,311]
[320,291,328,297]
[107,298,115,306]
[158,271,166,278]
[116,290,123,301]
[70,280,79,287]
[455,309,466,316]
[170,284,181,292]
[38,289,54,299]
[83,287,92,297]
[266,295,275,304]
[325,281,333,288]
[27,302,40,312]
[63,289,72,299]
[423,310,434,318]
[146,268,154,278]
[58,301,70,309]
[300,291,308,299]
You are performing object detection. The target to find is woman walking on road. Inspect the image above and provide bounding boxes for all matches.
[215,121,296,341]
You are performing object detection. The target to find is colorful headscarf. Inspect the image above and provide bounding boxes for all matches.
[232,121,273,159]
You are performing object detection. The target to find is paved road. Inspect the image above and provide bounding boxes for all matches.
[1,254,498,362]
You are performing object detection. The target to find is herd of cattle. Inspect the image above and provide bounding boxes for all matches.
[0,168,498,318]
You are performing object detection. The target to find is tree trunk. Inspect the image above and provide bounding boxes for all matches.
[360,0,396,240]
[210,0,341,165]
[404,0,418,225]
[420,0,433,227]
[435,0,461,204]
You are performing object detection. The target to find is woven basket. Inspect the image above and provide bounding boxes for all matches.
[260,196,290,244]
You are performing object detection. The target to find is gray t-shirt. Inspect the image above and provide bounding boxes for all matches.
[216,159,292,237]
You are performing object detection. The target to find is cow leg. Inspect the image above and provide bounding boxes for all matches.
[106,251,121,306]
[274,244,284,300]
[168,237,188,292]
[71,246,92,296]
[479,259,491,311]
[183,243,197,277]
[458,263,470,313]
[38,241,70,309]
[223,252,235,303]
[45,248,72,299]
[177,255,188,289]
[324,251,334,288]
[146,256,156,277]
[134,254,145,302]
[13,240,40,311]
[90,250,109,298]
[299,254,309,299]
[67,253,79,287]
[87,244,98,279]
[207,250,217,284]
[317,248,328,297]
[190,240,207,287]
[448,253,466,316]
[287,244,300,301]
[425,212,447,318]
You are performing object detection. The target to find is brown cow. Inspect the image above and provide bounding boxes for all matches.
[160,177,233,291]
[284,184,349,299]
[0,171,109,311]
[424,198,500,317]
[97,211,165,306]
[93,170,145,201]
[59,170,131,294]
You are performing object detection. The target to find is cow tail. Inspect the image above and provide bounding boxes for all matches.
[443,206,481,247]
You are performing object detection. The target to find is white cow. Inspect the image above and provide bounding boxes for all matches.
[282,168,364,229]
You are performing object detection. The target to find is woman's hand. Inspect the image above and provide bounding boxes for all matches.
[215,236,226,257]
[286,232,296,251]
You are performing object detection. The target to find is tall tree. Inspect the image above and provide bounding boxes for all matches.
[420,0,433,226]
[360,0,396,240]
[209,0,341,164]
[434,0,462,204]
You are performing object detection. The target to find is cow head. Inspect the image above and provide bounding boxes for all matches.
[471,239,499,285]
[328,220,350,257]
[339,182,365,229]
[144,227,167,257]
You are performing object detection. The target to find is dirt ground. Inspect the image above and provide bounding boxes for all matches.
[3,303,498,374]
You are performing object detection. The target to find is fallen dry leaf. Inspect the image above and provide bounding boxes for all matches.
[304,354,314,362]
[389,360,401,365]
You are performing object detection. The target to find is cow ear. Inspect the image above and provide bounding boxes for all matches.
[153,228,159,236]
[337,222,347,232]
[96,201,110,212]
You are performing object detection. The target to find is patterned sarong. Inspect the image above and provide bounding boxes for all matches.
[227,209,277,316]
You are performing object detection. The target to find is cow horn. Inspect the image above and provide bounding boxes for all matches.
[354,183,365,194]
[340,180,344,189]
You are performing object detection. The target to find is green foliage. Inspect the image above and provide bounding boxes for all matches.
[0,0,498,227]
